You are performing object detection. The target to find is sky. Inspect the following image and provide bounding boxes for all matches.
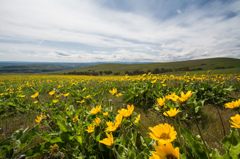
[0,0,240,62]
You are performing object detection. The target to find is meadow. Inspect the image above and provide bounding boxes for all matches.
[0,72,240,159]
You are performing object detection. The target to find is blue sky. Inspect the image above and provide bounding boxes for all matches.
[0,0,239,62]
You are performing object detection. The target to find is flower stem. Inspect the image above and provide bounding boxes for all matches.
[181,103,210,159]
[120,126,143,159]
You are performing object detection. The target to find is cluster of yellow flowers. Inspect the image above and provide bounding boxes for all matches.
[94,104,140,147]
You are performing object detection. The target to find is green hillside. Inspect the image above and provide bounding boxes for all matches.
[54,57,240,75]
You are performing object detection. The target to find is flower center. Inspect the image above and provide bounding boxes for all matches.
[166,154,178,159]
[160,133,170,140]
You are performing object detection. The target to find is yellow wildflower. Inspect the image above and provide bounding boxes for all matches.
[18,95,26,98]
[84,95,91,99]
[157,97,165,106]
[150,142,179,159]
[94,117,101,126]
[50,144,59,155]
[49,90,55,96]
[118,104,134,117]
[105,114,122,132]
[76,99,85,103]
[151,79,157,84]
[86,124,95,133]
[53,99,58,103]
[35,113,46,125]
[73,115,79,122]
[66,107,69,111]
[163,108,180,117]
[165,92,176,100]
[229,114,240,128]
[149,123,177,144]
[89,105,101,114]
[103,112,108,116]
[63,93,69,97]
[134,114,141,123]
[109,88,117,95]
[31,92,39,98]
[224,99,240,109]
[99,132,114,147]
[116,93,122,97]
[34,100,39,104]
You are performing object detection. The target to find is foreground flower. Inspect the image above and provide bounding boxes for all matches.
[229,114,240,128]
[73,115,79,122]
[163,108,179,117]
[89,105,101,114]
[50,144,59,155]
[118,104,134,117]
[49,90,55,96]
[150,142,179,159]
[86,124,95,133]
[109,88,117,95]
[31,92,39,98]
[99,132,114,146]
[149,123,177,144]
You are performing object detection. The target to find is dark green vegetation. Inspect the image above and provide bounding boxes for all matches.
[56,57,240,75]
[0,62,105,73]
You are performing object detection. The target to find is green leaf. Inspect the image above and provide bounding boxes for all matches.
[180,125,209,158]
[17,125,39,149]
[221,128,240,158]
[20,142,51,158]
[40,132,63,143]
[75,135,82,145]
[11,127,28,140]
[57,117,71,132]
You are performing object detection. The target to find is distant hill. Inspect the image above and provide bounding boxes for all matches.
[54,57,240,75]
[0,61,152,74]
[0,62,105,73]
[0,58,239,75]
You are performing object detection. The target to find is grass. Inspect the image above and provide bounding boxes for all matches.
[53,57,240,75]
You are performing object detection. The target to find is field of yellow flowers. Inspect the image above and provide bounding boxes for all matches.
[0,73,240,158]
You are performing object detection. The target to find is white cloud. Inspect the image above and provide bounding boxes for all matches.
[176,10,182,14]
[0,0,239,62]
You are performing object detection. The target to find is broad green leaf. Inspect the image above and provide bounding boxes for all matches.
[180,125,209,159]
[17,125,39,149]
[221,128,240,158]
[76,135,82,145]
